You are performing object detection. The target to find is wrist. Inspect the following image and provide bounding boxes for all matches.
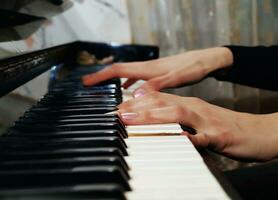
[265,113,278,159]
[193,47,233,78]
[204,47,234,72]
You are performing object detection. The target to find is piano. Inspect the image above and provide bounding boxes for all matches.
[0,1,241,199]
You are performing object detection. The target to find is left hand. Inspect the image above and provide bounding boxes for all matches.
[117,91,278,162]
[82,47,233,96]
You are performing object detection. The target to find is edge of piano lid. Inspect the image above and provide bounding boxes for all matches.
[0,41,159,97]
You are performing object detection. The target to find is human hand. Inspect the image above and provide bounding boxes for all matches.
[116,92,278,161]
[82,47,233,96]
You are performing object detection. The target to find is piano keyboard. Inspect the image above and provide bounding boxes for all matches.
[0,65,230,199]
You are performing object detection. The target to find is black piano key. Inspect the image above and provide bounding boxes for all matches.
[0,137,128,155]
[17,114,126,133]
[48,88,118,95]
[6,132,126,149]
[51,80,118,87]
[22,113,119,120]
[66,77,120,86]
[33,104,117,110]
[0,71,130,199]
[20,112,117,120]
[51,83,118,89]
[0,156,130,177]
[0,184,126,200]
[44,94,123,103]
[0,148,124,161]
[51,86,118,92]
[0,166,131,191]
[18,116,121,124]
[28,107,117,115]
[63,76,120,85]
[39,98,118,105]
[8,129,124,140]
[14,118,126,136]
[43,94,119,100]
[12,122,127,138]
[44,94,118,98]
[34,104,118,110]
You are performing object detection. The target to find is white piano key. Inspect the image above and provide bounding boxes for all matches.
[127,151,202,159]
[127,191,228,200]
[126,135,191,142]
[126,123,183,135]
[126,136,193,146]
[124,136,230,199]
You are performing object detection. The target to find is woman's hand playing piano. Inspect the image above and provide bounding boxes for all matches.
[82,47,233,97]
[117,92,278,162]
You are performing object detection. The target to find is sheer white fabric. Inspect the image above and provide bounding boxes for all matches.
[127,0,278,114]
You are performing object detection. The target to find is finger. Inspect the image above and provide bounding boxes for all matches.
[82,62,155,86]
[118,106,200,128]
[187,133,210,148]
[118,91,163,110]
[117,96,142,110]
[118,93,204,117]
[82,65,117,86]
[118,94,167,111]
[133,73,175,96]
[122,78,137,89]
[118,91,184,111]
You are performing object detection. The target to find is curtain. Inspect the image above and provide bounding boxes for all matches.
[127,0,278,114]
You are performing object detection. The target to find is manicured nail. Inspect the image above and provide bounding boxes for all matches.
[121,112,138,120]
[134,89,145,98]
[104,111,119,115]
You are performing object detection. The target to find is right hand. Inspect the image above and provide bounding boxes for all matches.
[117,91,278,162]
[82,47,233,96]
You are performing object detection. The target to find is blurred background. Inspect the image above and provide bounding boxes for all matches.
[0,0,278,168]
[127,0,278,115]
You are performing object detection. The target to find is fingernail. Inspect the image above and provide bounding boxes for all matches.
[104,111,119,115]
[121,112,138,120]
[134,89,145,98]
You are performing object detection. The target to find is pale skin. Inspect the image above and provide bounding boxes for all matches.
[82,47,278,161]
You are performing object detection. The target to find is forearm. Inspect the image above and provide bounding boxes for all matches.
[262,113,278,159]
[189,47,233,75]
[239,112,278,161]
